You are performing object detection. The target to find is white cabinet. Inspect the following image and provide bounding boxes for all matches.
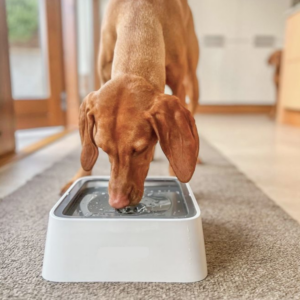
[236,0,289,39]
[198,44,238,103]
[233,46,275,104]
[192,0,240,38]
[189,0,291,104]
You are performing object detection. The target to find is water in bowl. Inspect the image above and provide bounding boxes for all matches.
[64,180,188,218]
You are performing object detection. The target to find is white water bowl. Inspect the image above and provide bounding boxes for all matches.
[42,176,207,282]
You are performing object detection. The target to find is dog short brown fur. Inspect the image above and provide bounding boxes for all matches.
[62,0,200,209]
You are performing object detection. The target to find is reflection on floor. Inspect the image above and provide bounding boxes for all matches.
[15,126,64,151]
[0,115,300,223]
[196,114,300,223]
[0,132,80,199]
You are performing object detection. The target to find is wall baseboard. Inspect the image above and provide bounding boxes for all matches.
[196,104,273,114]
[278,109,300,127]
[0,129,74,168]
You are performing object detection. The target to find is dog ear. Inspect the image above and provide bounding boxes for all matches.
[146,94,199,182]
[79,95,99,171]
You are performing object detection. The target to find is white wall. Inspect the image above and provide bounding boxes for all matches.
[77,0,94,98]
[189,0,291,104]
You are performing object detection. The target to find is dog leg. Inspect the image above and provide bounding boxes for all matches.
[185,73,199,115]
[169,164,176,177]
[186,74,202,165]
[166,67,190,175]
[183,7,201,164]
[98,24,115,86]
[166,66,186,106]
[184,73,201,165]
[151,145,156,161]
[60,167,92,195]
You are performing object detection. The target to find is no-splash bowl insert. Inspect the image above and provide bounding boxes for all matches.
[42,176,207,282]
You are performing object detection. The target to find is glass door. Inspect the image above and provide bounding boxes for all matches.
[0,0,15,156]
[5,0,65,129]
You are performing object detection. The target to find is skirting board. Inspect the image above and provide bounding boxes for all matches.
[196,105,273,114]
[0,129,74,168]
[278,109,300,127]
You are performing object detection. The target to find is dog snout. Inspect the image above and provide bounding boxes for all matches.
[109,193,130,209]
[108,183,143,209]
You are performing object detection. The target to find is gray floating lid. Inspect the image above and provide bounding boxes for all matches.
[55,178,197,219]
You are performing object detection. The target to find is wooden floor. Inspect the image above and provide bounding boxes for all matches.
[196,114,300,223]
[0,132,80,198]
[0,127,74,168]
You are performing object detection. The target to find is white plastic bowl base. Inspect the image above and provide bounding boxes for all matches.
[42,176,207,282]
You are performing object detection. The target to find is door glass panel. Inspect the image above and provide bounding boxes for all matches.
[6,0,49,99]
[76,0,94,101]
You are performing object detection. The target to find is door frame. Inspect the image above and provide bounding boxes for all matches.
[2,0,101,132]
[11,0,66,129]
[0,0,15,156]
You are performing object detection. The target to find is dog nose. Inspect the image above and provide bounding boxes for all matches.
[109,193,130,209]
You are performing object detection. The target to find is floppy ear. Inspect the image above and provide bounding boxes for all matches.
[79,96,99,171]
[146,95,199,182]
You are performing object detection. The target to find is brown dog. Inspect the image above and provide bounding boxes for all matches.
[62,0,200,209]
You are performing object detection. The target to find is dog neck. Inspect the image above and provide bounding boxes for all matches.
[111,6,166,93]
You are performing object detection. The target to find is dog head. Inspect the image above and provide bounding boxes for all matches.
[79,75,199,209]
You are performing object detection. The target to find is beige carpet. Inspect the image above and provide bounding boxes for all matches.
[1,138,300,300]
